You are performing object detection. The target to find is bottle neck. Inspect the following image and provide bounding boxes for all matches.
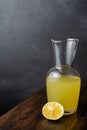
[52,41,62,68]
[52,39,79,68]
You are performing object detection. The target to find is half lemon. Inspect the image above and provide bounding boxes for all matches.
[42,102,64,120]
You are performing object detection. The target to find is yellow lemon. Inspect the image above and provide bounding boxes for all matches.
[42,102,64,120]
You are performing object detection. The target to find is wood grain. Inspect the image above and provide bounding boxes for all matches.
[0,84,87,130]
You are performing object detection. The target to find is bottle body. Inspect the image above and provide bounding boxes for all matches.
[46,66,81,115]
[46,38,81,115]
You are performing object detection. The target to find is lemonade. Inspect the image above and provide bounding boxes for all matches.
[46,75,81,114]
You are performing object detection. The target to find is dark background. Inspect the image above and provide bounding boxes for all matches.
[0,0,87,116]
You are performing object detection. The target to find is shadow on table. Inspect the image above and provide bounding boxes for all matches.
[36,119,65,130]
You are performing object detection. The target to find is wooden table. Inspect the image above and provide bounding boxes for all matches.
[0,84,87,130]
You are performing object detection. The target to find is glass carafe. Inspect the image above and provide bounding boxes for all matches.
[46,38,81,115]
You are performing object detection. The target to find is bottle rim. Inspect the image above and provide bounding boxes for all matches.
[51,38,79,43]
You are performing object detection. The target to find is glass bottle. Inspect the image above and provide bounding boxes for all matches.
[46,38,81,115]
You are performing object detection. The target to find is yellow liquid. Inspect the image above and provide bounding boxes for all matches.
[46,75,81,112]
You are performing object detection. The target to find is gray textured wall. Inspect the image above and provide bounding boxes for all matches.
[0,0,87,115]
